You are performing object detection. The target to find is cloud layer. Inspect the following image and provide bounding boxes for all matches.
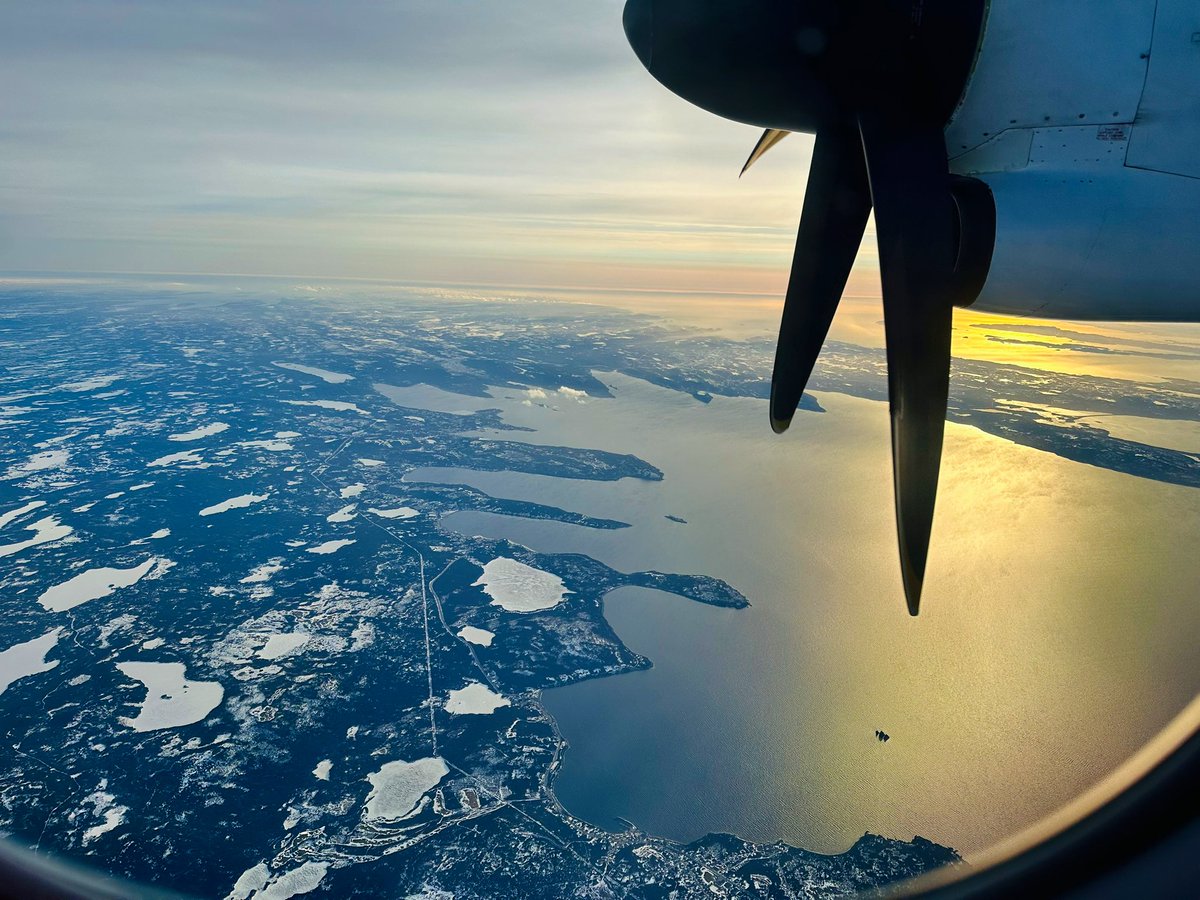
[1,1,836,292]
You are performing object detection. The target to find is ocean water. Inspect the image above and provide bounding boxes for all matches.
[425,372,1200,857]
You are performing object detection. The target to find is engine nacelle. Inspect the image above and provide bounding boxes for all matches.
[966,165,1200,321]
[946,0,1200,322]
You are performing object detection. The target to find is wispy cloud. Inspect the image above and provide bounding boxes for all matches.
[0,0,830,293]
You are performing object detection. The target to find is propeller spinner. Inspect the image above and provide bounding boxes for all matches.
[623,0,994,614]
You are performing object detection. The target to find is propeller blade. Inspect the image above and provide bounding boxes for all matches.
[740,129,791,177]
[769,124,871,433]
[858,115,957,615]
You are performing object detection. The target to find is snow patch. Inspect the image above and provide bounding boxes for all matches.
[445,682,510,715]
[256,632,309,661]
[306,539,355,555]
[6,449,69,476]
[78,782,128,845]
[169,422,229,442]
[272,362,355,384]
[239,439,293,452]
[368,506,418,520]
[38,558,162,612]
[473,557,572,613]
[227,864,271,900]
[0,515,74,558]
[327,505,357,523]
[200,493,269,516]
[282,399,367,415]
[116,662,224,732]
[148,450,203,468]
[243,862,328,900]
[0,500,46,529]
[363,757,449,822]
[457,626,495,647]
[241,559,284,584]
[0,628,63,696]
[59,375,120,392]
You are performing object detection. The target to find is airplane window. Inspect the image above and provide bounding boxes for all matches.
[1,2,1198,899]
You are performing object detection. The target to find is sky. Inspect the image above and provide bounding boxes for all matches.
[4,0,1197,379]
[0,0,845,295]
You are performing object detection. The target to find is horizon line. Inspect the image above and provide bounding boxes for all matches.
[0,267,887,303]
